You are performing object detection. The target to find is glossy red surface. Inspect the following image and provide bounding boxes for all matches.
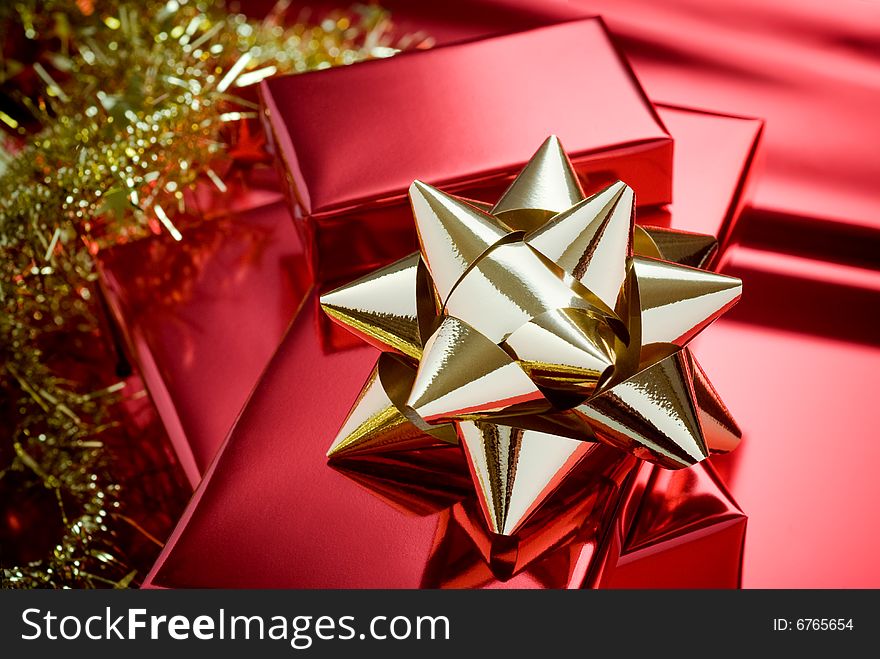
[264,0,878,256]
[262,18,674,281]
[98,190,312,486]
[269,104,757,285]
[240,0,585,46]
[576,0,880,250]
[335,443,638,588]
[693,246,880,587]
[149,300,436,588]
[96,0,878,588]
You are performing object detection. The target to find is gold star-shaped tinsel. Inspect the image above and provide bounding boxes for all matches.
[321,137,742,536]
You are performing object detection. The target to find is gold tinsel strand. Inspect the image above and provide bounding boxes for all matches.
[0,0,428,588]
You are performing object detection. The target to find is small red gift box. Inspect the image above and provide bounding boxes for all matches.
[261,17,675,283]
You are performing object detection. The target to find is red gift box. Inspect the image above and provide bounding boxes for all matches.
[261,17,675,283]
[96,104,760,494]
[134,103,761,588]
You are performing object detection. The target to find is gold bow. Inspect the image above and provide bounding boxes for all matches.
[322,137,742,536]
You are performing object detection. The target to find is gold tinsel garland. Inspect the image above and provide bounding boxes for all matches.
[0,0,425,588]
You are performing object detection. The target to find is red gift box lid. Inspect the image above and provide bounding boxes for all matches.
[261,17,673,218]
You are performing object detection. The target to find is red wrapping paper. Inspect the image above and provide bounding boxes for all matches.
[261,18,674,282]
[421,459,745,589]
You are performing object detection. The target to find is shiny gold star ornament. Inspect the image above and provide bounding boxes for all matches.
[322,137,742,536]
